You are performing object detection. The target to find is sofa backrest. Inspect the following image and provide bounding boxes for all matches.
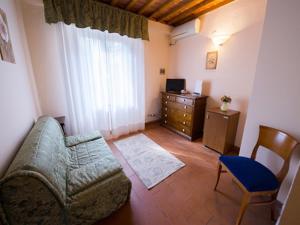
[4,116,68,200]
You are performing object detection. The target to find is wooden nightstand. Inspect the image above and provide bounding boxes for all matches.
[203,108,240,154]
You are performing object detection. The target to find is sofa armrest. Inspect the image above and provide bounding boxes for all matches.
[65,131,102,147]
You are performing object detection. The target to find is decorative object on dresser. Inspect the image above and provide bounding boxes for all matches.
[203,108,240,154]
[193,80,203,95]
[220,95,232,112]
[161,92,207,141]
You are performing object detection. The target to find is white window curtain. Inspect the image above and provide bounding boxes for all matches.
[57,23,145,139]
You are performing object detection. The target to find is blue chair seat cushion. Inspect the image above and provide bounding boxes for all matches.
[220,156,279,192]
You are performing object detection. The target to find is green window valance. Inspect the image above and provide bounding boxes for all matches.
[43,0,149,40]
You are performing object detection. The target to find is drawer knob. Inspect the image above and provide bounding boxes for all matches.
[164,120,167,124]
[165,101,167,104]
[183,121,186,125]
[167,96,170,99]
[183,99,186,102]
[184,114,186,117]
[184,105,187,109]
[165,114,167,117]
[165,107,167,111]
[182,129,185,132]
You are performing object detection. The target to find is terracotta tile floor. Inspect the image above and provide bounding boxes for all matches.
[98,123,276,225]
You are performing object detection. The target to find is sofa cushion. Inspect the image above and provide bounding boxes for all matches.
[67,138,122,196]
[65,131,102,147]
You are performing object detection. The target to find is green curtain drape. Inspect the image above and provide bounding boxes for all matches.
[43,0,149,40]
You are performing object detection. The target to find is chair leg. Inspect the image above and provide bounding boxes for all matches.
[271,203,276,222]
[214,163,222,191]
[236,192,250,225]
[271,193,278,221]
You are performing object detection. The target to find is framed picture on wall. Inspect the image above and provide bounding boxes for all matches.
[206,51,218,70]
[0,8,15,64]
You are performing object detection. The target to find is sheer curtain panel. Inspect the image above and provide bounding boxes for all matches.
[58,23,145,139]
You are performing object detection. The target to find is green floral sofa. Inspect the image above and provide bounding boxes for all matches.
[0,116,131,225]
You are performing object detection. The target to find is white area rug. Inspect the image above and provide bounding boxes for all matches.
[114,134,185,189]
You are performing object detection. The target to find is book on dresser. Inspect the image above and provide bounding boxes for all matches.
[161,92,208,141]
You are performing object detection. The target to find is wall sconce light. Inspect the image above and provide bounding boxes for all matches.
[211,33,231,47]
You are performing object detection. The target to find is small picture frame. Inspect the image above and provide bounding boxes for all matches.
[206,51,218,70]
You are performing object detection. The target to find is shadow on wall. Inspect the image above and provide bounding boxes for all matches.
[202,80,219,108]
[234,98,249,147]
[0,119,36,178]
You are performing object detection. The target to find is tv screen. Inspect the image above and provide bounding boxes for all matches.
[166,79,185,93]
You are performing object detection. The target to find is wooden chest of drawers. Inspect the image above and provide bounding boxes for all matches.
[161,92,207,141]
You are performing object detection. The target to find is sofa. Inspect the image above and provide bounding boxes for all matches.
[0,116,131,225]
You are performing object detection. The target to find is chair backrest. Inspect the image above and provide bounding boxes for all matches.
[251,125,298,183]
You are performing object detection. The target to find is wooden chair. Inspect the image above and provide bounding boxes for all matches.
[214,125,298,225]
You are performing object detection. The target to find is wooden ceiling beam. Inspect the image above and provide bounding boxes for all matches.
[159,0,205,22]
[138,0,157,15]
[173,0,234,26]
[168,0,215,24]
[126,0,139,10]
[149,0,182,19]
[111,0,119,6]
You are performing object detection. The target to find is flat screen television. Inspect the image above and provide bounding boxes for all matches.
[166,79,185,93]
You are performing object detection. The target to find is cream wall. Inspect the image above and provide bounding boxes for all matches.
[0,0,39,177]
[240,0,300,203]
[145,21,171,122]
[21,1,171,125]
[21,1,68,117]
[169,0,266,147]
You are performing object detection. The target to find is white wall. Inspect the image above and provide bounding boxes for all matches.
[240,0,300,203]
[169,0,266,146]
[21,1,171,124]
[0,0,39,177]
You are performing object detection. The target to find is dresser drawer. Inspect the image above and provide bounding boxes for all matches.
[177,118,192,127]
[176,97,194,106]
[163,107,192,121]
[162,118,192,136]
[162,94,176,102]
[163,101,193,113]
[172,122,192,136]
[171,110,192,121]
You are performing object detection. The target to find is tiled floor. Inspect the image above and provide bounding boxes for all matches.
[98,123,276,225]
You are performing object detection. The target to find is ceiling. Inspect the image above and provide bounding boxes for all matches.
[99,0,235,26]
